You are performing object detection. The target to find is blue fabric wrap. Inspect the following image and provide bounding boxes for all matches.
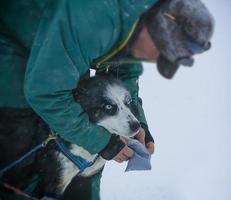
[125,143,152,172]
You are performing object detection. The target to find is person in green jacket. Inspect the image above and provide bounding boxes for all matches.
[0,0,214,199]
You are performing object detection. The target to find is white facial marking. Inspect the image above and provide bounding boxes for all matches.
[97,84,140,137]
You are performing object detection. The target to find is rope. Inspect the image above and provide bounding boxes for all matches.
[0,134,57,177]
[0,132,98,198]
[0,134,57,200]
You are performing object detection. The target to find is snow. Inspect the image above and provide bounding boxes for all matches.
[101,1,231,200]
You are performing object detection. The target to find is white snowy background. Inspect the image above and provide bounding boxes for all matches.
[101,0,231,199]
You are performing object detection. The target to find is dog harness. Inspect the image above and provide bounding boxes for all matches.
[55,138,99,174]
[0,132,98,177]
[0,134,57,177]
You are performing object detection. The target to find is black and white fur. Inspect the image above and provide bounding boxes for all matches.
[0,76,140,199]
[55,76,140,194]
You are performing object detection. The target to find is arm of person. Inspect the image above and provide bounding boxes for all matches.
[24,0,128,160]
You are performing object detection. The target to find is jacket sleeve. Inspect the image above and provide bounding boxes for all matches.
[24,1,113,154]
[96,63,154,143]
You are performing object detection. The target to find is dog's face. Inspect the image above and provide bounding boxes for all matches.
[73,76,140,138]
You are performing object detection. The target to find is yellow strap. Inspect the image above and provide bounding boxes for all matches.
[95,19,140,68]
[163,12,176,21]
[42,133,57,147]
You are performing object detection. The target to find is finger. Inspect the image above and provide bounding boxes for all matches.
[135,128,145,145]
[140,136,145,145]
[113,148,129,162]
[147,147,154,155]
[146,142,155,155]
[119,154,129,161]
[123,146,134,158]
[113,157,123,163]
[139,137,145,145]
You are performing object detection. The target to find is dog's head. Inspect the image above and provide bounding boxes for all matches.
[73,76,140,138]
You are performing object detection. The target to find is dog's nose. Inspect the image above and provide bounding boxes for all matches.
[129,121,140,132]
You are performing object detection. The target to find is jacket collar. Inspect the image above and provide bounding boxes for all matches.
[94,0,159,69]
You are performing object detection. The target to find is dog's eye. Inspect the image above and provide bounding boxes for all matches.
[103,103,117,115]
[104,104,113,110]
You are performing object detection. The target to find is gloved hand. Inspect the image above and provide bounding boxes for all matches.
[99,134,133,161]
[99,125,155,163]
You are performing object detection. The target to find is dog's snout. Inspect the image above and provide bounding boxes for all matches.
[129,121,140,132]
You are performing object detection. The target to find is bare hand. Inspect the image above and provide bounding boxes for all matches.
[136,127,155,155]
[135,127,145,145]
[113,146,134,163]
[146,142,155,155]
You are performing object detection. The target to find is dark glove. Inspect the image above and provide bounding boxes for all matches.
[99,134,125,160]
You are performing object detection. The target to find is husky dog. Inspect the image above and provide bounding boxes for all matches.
[0,76,140,199]
[51,76,140,197]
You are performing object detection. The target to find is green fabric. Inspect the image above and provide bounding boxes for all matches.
[0,21,29,108]
[0,0,48,49]
[91,170,103,200]
[0,0,159,154]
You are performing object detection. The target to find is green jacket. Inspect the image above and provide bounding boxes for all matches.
[0,0,159,154]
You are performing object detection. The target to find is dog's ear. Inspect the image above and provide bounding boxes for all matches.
[87,108,102,123]
[72,87,87,101]
[72,78,91,101]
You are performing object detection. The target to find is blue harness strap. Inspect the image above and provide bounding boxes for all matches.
[55,138,99,174]
[0,131,98,178]
[0,143,44,178]
[0,132,98,200]
[0,135,57,177]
